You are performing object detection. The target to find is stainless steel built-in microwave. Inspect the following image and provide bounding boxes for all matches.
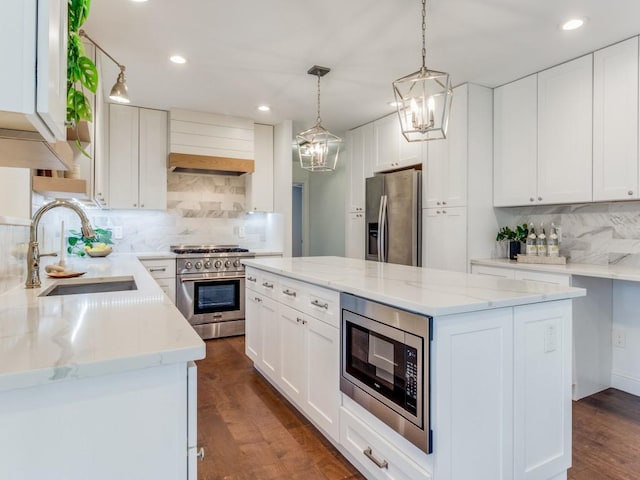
[340,293,432,453]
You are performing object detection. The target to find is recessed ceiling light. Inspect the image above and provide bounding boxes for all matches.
[257,105,271,112]
[169,55,187,64]
[561,18,584,31]
[131,0,148,3]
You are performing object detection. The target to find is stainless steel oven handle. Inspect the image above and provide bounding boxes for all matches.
[363,447,388,469]
[310,299,328,310]
[180,275,244,283]
[148,267,166,272]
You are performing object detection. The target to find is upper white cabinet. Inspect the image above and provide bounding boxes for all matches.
[374,114,424,173]
[538,55,593,205]
[0,0,67,142]
[109,104,168,210]
[493,75,538,207]
[424,84,468,209]
[494,55,593,206]
[246,123,274,212]
[593,38,639,202]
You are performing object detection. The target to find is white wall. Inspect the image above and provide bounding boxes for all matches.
[308,160,346,256]
[274,121,293,257]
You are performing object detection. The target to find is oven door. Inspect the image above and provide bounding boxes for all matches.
[342,309,423,428]
[177,274,245,325]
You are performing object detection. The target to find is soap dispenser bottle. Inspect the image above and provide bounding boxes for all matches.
[526,223,537,256]
[537,223,548,256]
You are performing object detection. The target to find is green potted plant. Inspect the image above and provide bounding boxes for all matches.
[67,228,113,257]
[496,224,528,260]
[67,0,98,158]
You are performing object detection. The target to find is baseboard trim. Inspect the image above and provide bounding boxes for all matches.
[611,372,640,397]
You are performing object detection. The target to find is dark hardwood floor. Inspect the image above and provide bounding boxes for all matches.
[197,336,364,480]
[197,337,640,480]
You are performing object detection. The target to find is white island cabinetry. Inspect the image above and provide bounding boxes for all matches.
[243,256,584,480]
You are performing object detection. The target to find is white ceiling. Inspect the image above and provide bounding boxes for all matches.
[85,0,640,134]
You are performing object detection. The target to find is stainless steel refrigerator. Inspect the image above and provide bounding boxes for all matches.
[365,169,422,266]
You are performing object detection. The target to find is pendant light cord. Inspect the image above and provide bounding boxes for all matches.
[421,0,427,70]
[316,74,322,126]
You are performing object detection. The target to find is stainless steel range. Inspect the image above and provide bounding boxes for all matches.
[172,245,255,340]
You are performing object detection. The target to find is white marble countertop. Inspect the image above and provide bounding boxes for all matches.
[242,256,585,317]
[0,254,205,393]
[472,258,640,282]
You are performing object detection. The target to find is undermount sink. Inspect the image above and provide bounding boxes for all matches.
[40,276,138,297]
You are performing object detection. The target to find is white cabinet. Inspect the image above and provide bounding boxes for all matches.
[537,55,593,205]
[139,258,176,303]
[424,84,468,209]
[513,301,572,480]
[422,84,496,273]
[109,104,168,210]
[471,264,515,279]
[345,212,365,259]
[244,292,262,364]
[0,0,67,142]
[374,114,424,173]
[246,123,274,212]
[423,207,467,272]
[493,75,538,207]
[277,303,305,404]
[593,37,639,202]
[513,269,571,286]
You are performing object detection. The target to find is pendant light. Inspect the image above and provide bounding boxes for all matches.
[79,30,131,104]
[296,66,342,172]
[392,0,452,141]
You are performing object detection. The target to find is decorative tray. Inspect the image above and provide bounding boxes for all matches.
[516,255,567,265]
[46,271,87,279]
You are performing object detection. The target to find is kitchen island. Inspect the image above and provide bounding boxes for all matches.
[0,254,205,480]
[243,256,585,480]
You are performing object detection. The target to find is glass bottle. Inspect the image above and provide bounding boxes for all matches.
[548,223,559,257]
[526,223,537,256]
[537,223,548,256]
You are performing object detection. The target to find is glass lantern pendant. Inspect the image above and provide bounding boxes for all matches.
[392,0,452,142]
[297,66,342,172]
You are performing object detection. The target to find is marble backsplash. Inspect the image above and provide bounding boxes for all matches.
[0,223,29,294]
[34,172,284,255]
[496,201,640,267]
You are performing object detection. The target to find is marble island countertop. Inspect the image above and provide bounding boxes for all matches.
[472,258,640,282]
[0,254,205,393]
[243,256,585,316]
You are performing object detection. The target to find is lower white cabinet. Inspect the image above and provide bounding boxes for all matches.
[345,212,365,259]
[245,268,340,442]
[139,257,176,303]
[423,207,467,272]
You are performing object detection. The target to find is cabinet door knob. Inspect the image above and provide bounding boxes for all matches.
[141,204,144,208]
[437,201,441,206]
[442,210,447,214]
[436,210,441,214]
[442,201,447,205]
[529,197,534,202]
[196,447,205,461]
[133,203,137,207]
[629,190,634,196]
[538,196,542,201]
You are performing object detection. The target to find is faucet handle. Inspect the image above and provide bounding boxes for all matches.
[39,252,58,258]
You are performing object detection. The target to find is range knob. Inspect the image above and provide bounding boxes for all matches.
[195,261,203,269]
[233,259,241,267]
[204,261,212,269]
[184,261,193,270]
[225,260,232,268]
[214,260,222,269]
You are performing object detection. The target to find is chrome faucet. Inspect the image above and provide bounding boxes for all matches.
[26,199,95,288]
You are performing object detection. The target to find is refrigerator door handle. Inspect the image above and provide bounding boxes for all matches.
[381,195,388,263]
[377,197,384,262]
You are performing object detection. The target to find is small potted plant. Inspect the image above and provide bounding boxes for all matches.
[496,224,528,260]
[67,228,114,257]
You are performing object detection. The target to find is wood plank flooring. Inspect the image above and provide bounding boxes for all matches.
[197,337,640,480]
[197,336,364,480]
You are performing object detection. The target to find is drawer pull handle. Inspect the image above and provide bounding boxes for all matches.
[247,276,257,282]
[296,317,303,323]
[149,267,166,272]
[311,299,329,309]
[282,289,297,297]
[254,297,262,303]
[262,282,274,289]
[363,447,388,469]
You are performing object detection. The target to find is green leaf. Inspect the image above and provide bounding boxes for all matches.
[69,0,91,31]
[67,246,73,254]
[68,237,79,246]
[78,56,98,93]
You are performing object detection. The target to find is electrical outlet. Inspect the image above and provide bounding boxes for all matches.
[544,324,557,353]
[113,226,123,240]
[238,226,245,238]
[613,329,626,348]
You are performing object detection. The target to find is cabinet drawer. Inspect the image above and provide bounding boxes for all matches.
[340,407,431,480]
[300,286,340,328]
[155,277,176,304]
[471,265,515,279]
[257,272,279,297]
[245,267,260,292]
[278,277,306,309]
[514,270,571,286]
[140,258,176,279]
